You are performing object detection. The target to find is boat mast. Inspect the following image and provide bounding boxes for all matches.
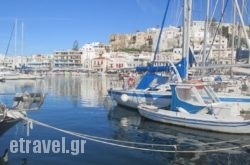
[218,0,224,67]
[202,0,210,76]
[21,21,24,56]
[233,0,250,64]
[230,2,236,77]
[182,0,192,80]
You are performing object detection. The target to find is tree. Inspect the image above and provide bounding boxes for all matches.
[72,40,79,51]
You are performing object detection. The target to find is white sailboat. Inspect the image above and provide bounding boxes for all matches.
[108,59,185,109]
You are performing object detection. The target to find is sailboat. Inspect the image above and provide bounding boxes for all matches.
[107,0,196,109]
[0,20,46,81]
[108,61,180,109]
[138,0,250,134]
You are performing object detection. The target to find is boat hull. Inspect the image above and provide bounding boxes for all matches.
[0,117,21,136]
[138,105,250,134]
[108,89,171,109]
[108,88,250,112]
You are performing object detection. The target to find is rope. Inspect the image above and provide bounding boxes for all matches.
[9,111,250,154]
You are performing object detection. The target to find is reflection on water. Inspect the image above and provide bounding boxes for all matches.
[107,104,250,164]
[0,75,250,164]
[0,79,46,93]
[0,79,46,107]
[0,75,113,108]
[107,104,141,129]
[47,75,111,107]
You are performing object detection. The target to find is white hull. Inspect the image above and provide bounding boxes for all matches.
[138,104,250,134]
[108,88,171,109]
[3,74,20,80]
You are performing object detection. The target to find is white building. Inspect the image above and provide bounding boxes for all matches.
[53,50,82,68]
[108,52,128,70]
[80,42,108,70]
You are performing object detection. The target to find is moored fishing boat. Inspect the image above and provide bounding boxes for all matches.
[138,82,250,134]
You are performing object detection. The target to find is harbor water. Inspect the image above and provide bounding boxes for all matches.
[1,74,250,165]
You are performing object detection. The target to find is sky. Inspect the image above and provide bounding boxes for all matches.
[0,0,249,56]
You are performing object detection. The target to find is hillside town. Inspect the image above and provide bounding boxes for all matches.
[1,20,249,75]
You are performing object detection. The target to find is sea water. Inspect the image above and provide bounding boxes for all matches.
[0,74,250,165]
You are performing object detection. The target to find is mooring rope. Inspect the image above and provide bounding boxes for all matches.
[9,111,250,153]
[29,118,250,153]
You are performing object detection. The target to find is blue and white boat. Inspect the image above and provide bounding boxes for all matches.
[108,0,182,109]
[107,46,198,109]
[108,58,187,109]
[138,82,250,134]
[107,0,198,109]
[108,0,250,112]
